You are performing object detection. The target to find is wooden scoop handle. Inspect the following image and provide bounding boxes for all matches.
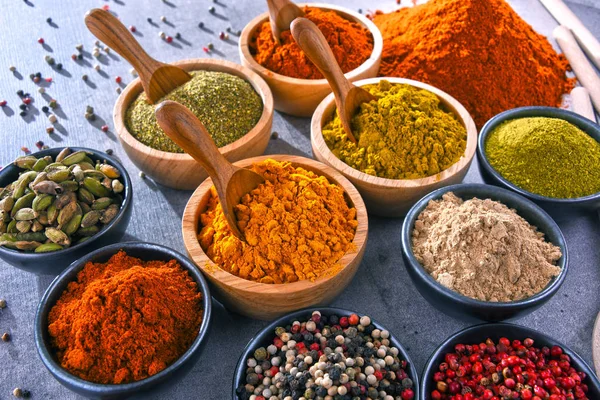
[85,9,162,82]
[266,0,304,44]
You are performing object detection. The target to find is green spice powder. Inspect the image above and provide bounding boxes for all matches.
[322,80,467,180]
[125,71,263,153]
[485,117,600,199]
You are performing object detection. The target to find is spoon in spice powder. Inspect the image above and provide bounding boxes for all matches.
[266,0,304,45]
[155,101,264,242]
[85,9,191,104]
[291,17,376,144]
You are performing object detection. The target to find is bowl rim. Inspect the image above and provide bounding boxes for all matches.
[477,106,600,204]
[420,322,600,398]
[34,241,212,395]
[0,147,132,260]
[113,58,274,162]
[311,77,478,188]
[182,154,368,294]
[238,2,384,85]
[400,183,569,309]
[231,306,420,399]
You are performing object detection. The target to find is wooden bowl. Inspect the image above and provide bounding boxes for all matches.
[239,3,383,117]
[113,59,274,190]
[311,77,478,217]
[182,155,368,321]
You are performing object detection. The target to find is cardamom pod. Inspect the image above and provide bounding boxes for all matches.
[0,233,16,242]
[80,210,101,228]
[91,197,112,210]
[0,221,7,234]
[32,158,49,172]
[47,168,71,183]
[77,162,95,171]
[76,225,99,237]
[60,180,79,192]
[101,177,112,191]
[0,186,12,200]
[11,192,36,217]
[15,232,47,242]
[83,177,110,197]
[77,188,95,205]
[14,155,38,169]
[16,220,32,233]
[30,171,48,189]
[45,227,71,246]
[0,197,14,213]
[101,204,119,224]
[56,192,77,209]
[47,201,59,224]
[6,220,17,233]
[111,179,124,194]
[14,208,37,221]
[83,170,107,181]
[32,194,53,212]
[71,165,84,182]
[15,241,42,251]
[12,171,37,198]
[63,213,82,236]
[31,219,44,232]
[37,212,49,225]
[99,164,121,179]
[55,148,71,162]
[0,210,9,222]
[35,243,63,253]
[0,240,18,249]
[82,156,95,166]
[57,201,78,226]
[33,180,63,196]
[44,163,68,173]
[61,151,89,166]
[79,201,91,214]
[76,236,91,244]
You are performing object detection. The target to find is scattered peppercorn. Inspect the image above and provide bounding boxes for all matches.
[101,125,109,132]
[22,97,31,105]
[46,126,54,134]
[45,77,52,83]
[41,106,49,113]
[49,99,57,108]
[35,72,42,78]
[202,46,209,53]
[209,6,215,13]
[82,74,88,81]
[38,38,45,44]
[166,36,173,43]
[160,15,167,22]
[48,114,57,123]
[115,76,122,84]
[139,171,146,179]
[21,147,30,154]
[116,87,122,94]
[207,42,214,50]
[19,104,27,111]
[0,100,6,107]
[0,299,6,308]
[56,63,62,70]
[106,149,114,155]
[35,141,44,149]
[175,32,181,39]
[147,17,153,24]
[17,90,24,97]
[44,55,55,65]
[19,111,26,117]
[12,388,22,398]
[198,21,204,28]
[71,54,77,61]
[219,31,225,40]
[2,332,10,342]
[9,66,16,72]
[159,31,166,39]
[270,131,278,140]
[129,25,136,32]
[76,44,83,51]
[102,4,109,10]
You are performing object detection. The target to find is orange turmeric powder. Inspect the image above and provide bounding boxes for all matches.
[198,159,357,284]
[250,7,373,79]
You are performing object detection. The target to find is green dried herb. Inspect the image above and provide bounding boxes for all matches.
[125,71,263,153]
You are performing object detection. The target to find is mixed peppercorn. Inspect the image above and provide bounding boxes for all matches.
[430,337,590,400]
[237,311,415,400]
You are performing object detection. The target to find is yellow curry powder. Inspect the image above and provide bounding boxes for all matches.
[197,159,358,284]
[322,80,467,179]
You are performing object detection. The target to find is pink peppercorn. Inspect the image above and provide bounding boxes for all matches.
[38,38,45,44]
[101,125,109,132]
[202,46,209,53]
[45,77,52,83]
[166,36,173,43]
[0,100,7,107]
[102,4,109,10]
[22,97,31,105]
[129,25,136,32]
[115,76,122,84]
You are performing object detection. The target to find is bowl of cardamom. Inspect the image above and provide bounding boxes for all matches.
[311,77,478,217]
[114,59,274,191]
[0,147,133,274]
[477,106,600,215]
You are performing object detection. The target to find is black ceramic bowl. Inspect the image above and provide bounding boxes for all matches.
[421,323,600,400]
[401,183,568,322]
[477,106,600,215]
[232,307,420,399]
[0,147,133,274]
[35,242,212,400]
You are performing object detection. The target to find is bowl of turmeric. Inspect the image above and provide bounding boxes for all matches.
[182,155,368,321]
[239,3,383,117]
[311,77,478,217]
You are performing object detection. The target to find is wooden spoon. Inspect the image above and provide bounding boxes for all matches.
[85,8,191,104]
[266,0,304,45]
[155,101,264,242]
[291,17,375,144]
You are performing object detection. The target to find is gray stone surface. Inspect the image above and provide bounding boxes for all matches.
[0,0,599,399]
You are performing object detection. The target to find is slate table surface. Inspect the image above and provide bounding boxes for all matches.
[1,0,599,398]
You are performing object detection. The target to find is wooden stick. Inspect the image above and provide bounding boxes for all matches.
[554,26,600,115]
[570,87,597,122]
[541,0,600,69]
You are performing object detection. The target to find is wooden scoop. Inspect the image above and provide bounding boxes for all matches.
[155,101,264,242]
[85,8,191,104]
[291,18,375,144]
[266,0,304,45]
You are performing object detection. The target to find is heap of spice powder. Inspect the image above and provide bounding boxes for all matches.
[322,80,467,180]
[125,71,262,153]
[485,117,600,199]
[371,0,575,128]
[412,192,561,302]
[250,7,373,79]
[47,251,203,384]
[198,159,357,284]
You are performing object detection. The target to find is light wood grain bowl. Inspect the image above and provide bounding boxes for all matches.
[113,59,274,190]
[182,154,368,321]
[311,77,478,217]
[239,3,383,117]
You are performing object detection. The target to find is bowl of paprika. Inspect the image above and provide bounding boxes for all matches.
[239,3,383,117]
[421,323,600,400]
[35,242,212,399]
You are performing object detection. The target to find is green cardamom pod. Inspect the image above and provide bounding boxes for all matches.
[0,210,9,222]
[12,171,37,198]
[14,208,37,221]
[47,201,59,224]
[83,170,107,181]
[101,204,119,224]
[79,201,91,214]
[55,148,71,162]
[45,227,71,246]
[15,232,47,242]
[83,156,95,165]
[36,212,49,226]
[11,192,36,217]
[76,225,99,237]
[77,187,95,205]
[99,164,121,179]
[16,220,32,233]
[80,211,101,228]
[33,180,63,196]
[111,179,124,194]
[44,163,68,172]
[32,158,49,172]
[30,171,48,189]
[60,180,79,192]
[1,233,17,242]
[0,197,15,213]
[63,213,82,236]
[15,241,42,251]
[6,220,17,233]
[91,197,112,210]
[0,187,12,200]
[0,240,18,249]
[47,169,71,183]
[83,177,110,197]
[71,165,84,182]
[77,162,95,171]
[31,219,44,232]
[57,201,78,227]
[32,194,53,212]
[61,151,89,166]
[14,155,38,170]
[76,236,91,244]
[35,243,63,253]
[56,192,77,209]
[0,221,7,234]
